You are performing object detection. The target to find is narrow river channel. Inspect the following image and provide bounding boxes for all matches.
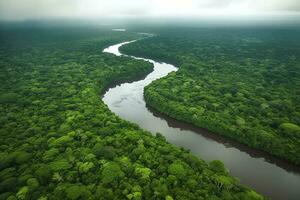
[102,40,300,200]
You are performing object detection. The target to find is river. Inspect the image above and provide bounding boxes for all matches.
[102,40,300,200]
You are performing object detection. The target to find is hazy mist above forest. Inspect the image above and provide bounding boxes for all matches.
[0,0,300,23]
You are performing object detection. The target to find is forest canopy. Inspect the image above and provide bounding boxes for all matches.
[121,27,300,165]
[0,25,265,199]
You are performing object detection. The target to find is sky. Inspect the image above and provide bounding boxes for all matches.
[0,0,300,21]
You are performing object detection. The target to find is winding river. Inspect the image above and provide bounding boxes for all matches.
[103,40,300,200]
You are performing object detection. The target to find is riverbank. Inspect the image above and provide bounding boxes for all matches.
[103,36,300,200]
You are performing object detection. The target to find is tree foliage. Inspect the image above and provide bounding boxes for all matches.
[122,27,300,165]
[0,25,264,199]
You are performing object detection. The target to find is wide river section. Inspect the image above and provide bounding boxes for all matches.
[103,40,300,200]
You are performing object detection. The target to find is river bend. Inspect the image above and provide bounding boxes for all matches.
[102,40,300,200]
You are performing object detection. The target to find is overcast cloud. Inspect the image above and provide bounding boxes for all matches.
[0,0,299,21]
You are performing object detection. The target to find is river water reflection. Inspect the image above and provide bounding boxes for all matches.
[103,41,300,200]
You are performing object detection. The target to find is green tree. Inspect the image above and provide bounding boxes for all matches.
[101,162,124,184]
[209,160,227,174]
[168,162,186,179]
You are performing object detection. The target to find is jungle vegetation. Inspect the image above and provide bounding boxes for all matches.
[0,25,265,199]
[121,27,300,165]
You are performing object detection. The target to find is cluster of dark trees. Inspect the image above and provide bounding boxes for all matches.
[0,25,264,199]
[121,27,300,165]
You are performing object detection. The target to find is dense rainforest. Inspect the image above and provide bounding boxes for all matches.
[0,25,265,199]
[121,27,300,165]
